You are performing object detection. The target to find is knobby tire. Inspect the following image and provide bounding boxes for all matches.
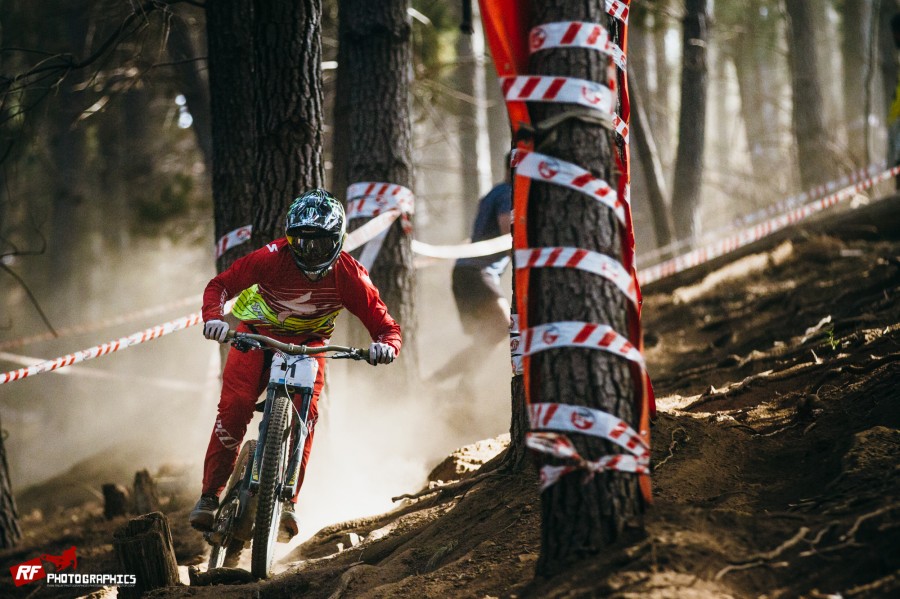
[208,439,256,570]
[251,394,291,578]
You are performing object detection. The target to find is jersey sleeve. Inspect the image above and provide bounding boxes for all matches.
[336,255,402,354]
[201,247,268,321]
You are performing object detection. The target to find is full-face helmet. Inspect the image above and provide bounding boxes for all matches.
[284,189,346,278]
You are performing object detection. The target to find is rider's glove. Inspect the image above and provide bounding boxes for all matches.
[368,342,395,366]
[203,319,230,343]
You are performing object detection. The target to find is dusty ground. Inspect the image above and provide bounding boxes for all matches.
[2,195,898,598]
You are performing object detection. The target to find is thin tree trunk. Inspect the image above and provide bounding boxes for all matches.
[631,82,673,249]
[785,0,840,189]
[166,4,213,176]
[651,11,672,168]
[455,1,492,225]
[336,0,418,385]
[842,1,873,165]
[671,0,709,242]
[527,0,642,577]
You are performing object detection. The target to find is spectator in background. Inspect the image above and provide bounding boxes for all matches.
[431,167,512,382]
[888,13,900,189]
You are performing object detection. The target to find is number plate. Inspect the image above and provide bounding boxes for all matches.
[270,353,318,387]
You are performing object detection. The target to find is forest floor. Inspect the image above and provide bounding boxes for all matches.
[2,194,899,599]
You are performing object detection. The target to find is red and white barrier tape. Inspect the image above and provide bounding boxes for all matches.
[639,162,886,265]
[527,432,648,491]
[605,0,630,23]
[529,402,649,459]
[521,321,645,367]
[0,295,202,351]
[216,225,253,259]
[638,164,900,285]
[0,350,204,391]
[515,247,638,306]
[502,75,616,116]
[346,182,415,271]
[530,21,626,70]
[0,313,202,386]
[516,151,625,224]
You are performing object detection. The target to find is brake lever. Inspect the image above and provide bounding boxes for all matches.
[233,336,264,353]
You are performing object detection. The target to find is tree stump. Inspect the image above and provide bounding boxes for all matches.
[113,511,180,598]
[132,469,160,514]
[102,483,129,520]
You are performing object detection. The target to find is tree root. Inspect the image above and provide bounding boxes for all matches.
[653,427,687,471]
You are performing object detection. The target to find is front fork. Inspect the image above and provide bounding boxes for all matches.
[250,385,312,502]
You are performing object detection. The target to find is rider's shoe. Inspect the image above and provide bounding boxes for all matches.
[189,494,219,532]
[278,502,300,542]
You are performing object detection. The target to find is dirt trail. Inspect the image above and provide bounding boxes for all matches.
[2,197,899,598]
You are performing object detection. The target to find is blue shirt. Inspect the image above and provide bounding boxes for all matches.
[455,182,512,276]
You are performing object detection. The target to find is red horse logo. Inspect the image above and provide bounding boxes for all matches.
[40,546,78,572]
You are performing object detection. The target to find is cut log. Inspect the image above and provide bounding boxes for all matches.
[132,469,160,514]
[102,483,129,520]
[113,511,181,598]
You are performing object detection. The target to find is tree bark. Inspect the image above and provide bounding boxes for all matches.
[785,0,840,190]
[206,0,258,271]
[0,416,22,549]
[336,0,418,384]
[253,0,325,237]
[670,0,709,242]
[527,0,642,578]
[113,512,180,598]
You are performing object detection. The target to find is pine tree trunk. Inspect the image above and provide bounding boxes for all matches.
[0,416,22,549]
[336,0,418,384]
[670,0,709,242]
[630,76,673,249]
[785,0,839,190]
[206,0,258,271]
[527,0,642,578]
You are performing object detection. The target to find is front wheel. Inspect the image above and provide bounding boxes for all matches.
[208,439,256,570]
[251,394,291,579]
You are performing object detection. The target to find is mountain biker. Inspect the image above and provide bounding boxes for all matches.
[190,188,402,541]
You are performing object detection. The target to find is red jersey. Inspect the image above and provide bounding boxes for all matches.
[201,239,401,353]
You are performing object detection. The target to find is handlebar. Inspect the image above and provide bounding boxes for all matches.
[225,330,369,361]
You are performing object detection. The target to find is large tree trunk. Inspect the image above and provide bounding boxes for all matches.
[785,0,841,190]
[0,415,22,548]
[670,0,709,242]
[206,0,258,272]
[253,0,324,229]
[336,0,418,384]
[527,0,642,577]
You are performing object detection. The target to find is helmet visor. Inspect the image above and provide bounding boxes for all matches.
[287,233,340,269]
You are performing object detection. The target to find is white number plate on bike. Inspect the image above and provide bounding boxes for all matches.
[270,354,318,387]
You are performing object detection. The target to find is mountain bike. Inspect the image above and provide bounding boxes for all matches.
[204,330,368,579]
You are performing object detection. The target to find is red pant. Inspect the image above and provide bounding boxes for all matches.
[202,331,325,503]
